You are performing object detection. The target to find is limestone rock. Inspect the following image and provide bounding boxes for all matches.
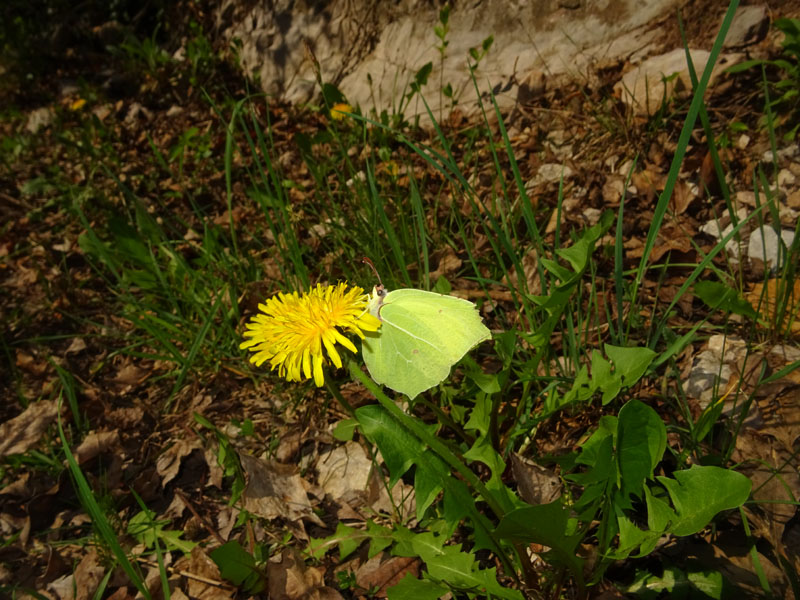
[615,48,741,116]
[221,0,680,121]
[723,5,769,48]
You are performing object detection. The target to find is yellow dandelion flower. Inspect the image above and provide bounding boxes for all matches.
[330,102,352,121]
[240,282,380,387]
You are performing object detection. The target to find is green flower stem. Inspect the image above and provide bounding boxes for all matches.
[349,362,505,520]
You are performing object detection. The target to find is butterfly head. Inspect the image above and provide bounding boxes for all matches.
[368,284,388,319]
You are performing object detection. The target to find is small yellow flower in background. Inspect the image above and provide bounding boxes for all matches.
[70,98,87,111]
[383,160,400,177]
[240,282,380,387]
[330,102,352,121]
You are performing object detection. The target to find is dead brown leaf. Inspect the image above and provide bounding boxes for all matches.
[746,278,800,337]
[0,400,59,457]
[649,235,693,262]
[64,337,87,355]
[429,246,462,281]
[74,431,121,465]
[355,554,420,597]
[267,549,343,600]
[112,362,151,387]
[669,179,695,215]
[173,546,235,600]
[73,548,105,600]
[15,349,48,376]
[631,167,665,204]
[510,453,563,505]
[157,438,204,487]
[316,441,372,501]
[239,453,322,527]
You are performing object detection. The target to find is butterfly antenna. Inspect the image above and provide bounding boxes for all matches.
[361,257,383,287]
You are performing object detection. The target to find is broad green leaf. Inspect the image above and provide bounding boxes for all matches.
[495,500,583,584]
[358,405,445,518]
[463,434,506,485]
[387,574,446,600]
[321,82,345,106]
[605,344,657,386]
[332,419,357,441]
[590,350,619,404]
[356,405,421,488]
[688,569,724,598]
[656,465,752,536]
[464,394,492,435]
[356,404,499,541]
[308,522,361,560]
[425,546,524,600]
[644,484,677,535]
[127,510,196,554]
[467,369,501,394]
[695,280,758,318]
[617,400,667,504]
[616,514,661,559]
[210,541,266,594]
[575,416,617,468]
[366,521,394,558]
[539,257,572,282]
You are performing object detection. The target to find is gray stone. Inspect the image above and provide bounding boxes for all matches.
[723,5,769,48]
[25,107,55,134]
[527,163,574,189]
[615,48,741,116]
[220,0,680,121]
[748,227,796,270]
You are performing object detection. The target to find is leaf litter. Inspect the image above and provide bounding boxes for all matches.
[2,0,800,598]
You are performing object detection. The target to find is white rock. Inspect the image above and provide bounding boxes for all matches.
[527,163,573,189]
[25,107,55,134]
[686,334,747,409]
[615,48,740,116]
[778,168,796,187]
[221,0,684,121]
[747,227,796,270]
[737,134,750,149]
[699,208,749,261]
[762,144,800,163]
[722,5,769,48]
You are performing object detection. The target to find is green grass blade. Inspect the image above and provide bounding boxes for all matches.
[633,0,739,307]
[57,397,151,600]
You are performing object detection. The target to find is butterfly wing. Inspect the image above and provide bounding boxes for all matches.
[362,289,490,398]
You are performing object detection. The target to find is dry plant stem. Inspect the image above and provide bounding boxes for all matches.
[136,557,234,589]
[174,489,226,546]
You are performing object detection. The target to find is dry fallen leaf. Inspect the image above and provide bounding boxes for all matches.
[157,438,204,487]
[239,453,322,526]
[429,246,462,281]
[747,278,800,337]
[112,362,151,387]
[268,548,343,600]
[669,179,695,215]
[73,548,106,600]
[510,453,563,505]
[316,441,372,501]
[172,546,235,600]
[355,554,421,597]
[0,400,59,457]
[74,431,121,465]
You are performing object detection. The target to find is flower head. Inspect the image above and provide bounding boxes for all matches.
[330,102,352,121]
[240,282,380,387]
